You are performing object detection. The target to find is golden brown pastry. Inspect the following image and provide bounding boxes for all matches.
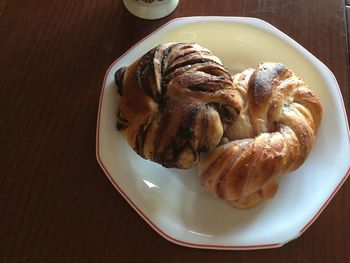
[114,43,242,168]
[198,62,322,208]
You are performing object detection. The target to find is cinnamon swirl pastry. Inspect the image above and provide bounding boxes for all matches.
[199,62,322,208]
[114,43,242,168]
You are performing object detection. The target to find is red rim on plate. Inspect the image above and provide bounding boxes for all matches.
[96,16,350,250]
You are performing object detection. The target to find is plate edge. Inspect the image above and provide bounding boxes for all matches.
[95,16,350,250]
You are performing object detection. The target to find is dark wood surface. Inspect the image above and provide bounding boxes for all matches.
[1,0,349,262]
[347,6,350,64]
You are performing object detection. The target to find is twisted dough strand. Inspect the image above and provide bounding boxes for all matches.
[115,43,243,168]
[199,62,322,208]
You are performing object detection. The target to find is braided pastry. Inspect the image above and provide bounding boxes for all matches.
[114,43,242,168]
[199,62,322,208]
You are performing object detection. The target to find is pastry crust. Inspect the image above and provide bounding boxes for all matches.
[114,43,242,168]
[199,62,322,208]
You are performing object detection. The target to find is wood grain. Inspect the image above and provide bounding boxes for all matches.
[0,0,9,18]
[0,0,349,262]
[347,6,350,68]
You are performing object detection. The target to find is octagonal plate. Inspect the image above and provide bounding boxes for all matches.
[96,17,350,249]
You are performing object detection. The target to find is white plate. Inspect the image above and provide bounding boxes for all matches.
[96,17,350,250]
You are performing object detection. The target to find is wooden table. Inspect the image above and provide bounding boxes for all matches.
[1,0,349,262]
